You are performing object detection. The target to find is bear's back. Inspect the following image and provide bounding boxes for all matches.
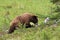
[20,13,33,23]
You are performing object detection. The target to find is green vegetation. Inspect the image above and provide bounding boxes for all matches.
[0,0,60,40]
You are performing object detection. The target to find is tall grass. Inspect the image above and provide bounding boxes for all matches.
[0,0,60,40]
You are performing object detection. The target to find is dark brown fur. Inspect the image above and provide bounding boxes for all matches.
[8,13,38,34]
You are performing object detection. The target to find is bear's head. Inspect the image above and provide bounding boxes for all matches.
[31,16,38,25]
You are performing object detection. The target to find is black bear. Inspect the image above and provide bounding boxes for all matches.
[8,12,38,34]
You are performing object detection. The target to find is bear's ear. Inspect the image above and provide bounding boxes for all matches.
[32,15,37,18]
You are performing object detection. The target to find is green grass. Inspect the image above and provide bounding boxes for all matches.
[0,0,60,40]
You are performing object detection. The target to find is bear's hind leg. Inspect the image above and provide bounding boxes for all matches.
[8,25,18,34]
